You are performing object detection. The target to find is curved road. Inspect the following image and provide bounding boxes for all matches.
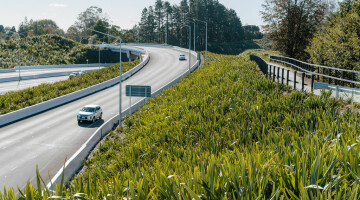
[0,46,196,190]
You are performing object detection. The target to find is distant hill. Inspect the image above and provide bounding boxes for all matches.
[0,34,96,68]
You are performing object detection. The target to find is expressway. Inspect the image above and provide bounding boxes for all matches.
[0,76,69,94]
[0,67,103,80]
[0,67,106,94]
[0,46,196,190]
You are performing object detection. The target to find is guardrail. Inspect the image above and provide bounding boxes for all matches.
[249,55,268,75]
[270,55,360,88]
[47,47,201,190]
[0,53,149,127]
[251,55,311,91]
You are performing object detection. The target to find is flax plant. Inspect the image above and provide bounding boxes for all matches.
[2,51,360,199]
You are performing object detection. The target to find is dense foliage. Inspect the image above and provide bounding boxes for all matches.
[306,0,360,71]
[138,0,263,54]
[66,6,139,44]
[262,0,329,59]
[0,60,138,115]
[0,34,96,69]
[3,52,360,199]
[18,18,65,37]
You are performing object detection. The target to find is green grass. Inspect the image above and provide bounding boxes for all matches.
[2,52,360,199]
[0,34,95,69]
[0,60,138,115]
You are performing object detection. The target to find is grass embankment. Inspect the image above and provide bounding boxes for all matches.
[3,52,360,199]
[0,60,138,115]
[0,34,96,69]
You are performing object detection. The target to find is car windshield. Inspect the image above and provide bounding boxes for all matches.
[180,55,185,57]
[81,107,95,112]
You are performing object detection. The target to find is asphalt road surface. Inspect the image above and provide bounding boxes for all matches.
[0,67,103,79]
[0,46,196,190]
[0,76,69,94]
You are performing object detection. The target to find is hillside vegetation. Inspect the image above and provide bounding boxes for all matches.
[2,52,360,199]
[0,34,96,69]
[0,60,138,115]
[306,0,360,71]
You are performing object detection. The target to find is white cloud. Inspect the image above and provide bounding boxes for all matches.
[49,3,68,8]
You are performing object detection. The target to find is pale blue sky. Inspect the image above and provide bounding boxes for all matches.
[0,0,264,31]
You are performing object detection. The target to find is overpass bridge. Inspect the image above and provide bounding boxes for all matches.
[90,43,146,61]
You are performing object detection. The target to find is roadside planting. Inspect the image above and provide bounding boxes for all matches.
[2,52,360,199]
[0,60,138,115]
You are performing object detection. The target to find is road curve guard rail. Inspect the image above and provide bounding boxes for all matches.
[270,55,360,88]
[251,54,313,91]
[0,52,150,127]
[250,55,268,75]
[47,46,201,190]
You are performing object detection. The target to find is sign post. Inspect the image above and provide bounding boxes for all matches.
[126,85,151,116]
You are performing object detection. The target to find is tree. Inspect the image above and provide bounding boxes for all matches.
[261,0,329,59]
[137,0,246,53]
[244,25,263,40]
[93,20,107,41]
[306,0,360,72]
[66,25,82,42]
[70,6,109,43]
[18,19,64,37]
[155,0,164,43]
[76,6,108,29]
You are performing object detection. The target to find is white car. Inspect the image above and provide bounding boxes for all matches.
[78,71,86,75]
[69,72,79,78]
[179,54,186,61]
[77,105,103,123]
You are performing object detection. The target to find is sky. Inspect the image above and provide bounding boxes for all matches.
[0,0,264,31]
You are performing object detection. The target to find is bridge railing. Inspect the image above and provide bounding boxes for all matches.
[270,55,360,88]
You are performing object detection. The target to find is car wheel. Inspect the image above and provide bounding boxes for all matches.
[99,113,102,120]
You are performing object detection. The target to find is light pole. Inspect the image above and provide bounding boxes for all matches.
[78,26,123,125]
[193,18,207,62]
[191,21,196,51]
[175,22,191,74]
[7,30,24,80]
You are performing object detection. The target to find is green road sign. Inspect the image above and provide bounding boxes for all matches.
[126,85,151,97]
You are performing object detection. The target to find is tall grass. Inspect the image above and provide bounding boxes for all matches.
[0,60,138,115]
[2,52,360,199]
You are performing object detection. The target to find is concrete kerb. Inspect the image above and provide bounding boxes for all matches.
[47,47,200,190]
[0,52,149,127]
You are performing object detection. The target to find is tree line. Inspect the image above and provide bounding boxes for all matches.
[261,0,360,72]
[1,1,264,59]
[138,0,262,52]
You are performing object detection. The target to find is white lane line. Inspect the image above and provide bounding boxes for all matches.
[11,166,18,171]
